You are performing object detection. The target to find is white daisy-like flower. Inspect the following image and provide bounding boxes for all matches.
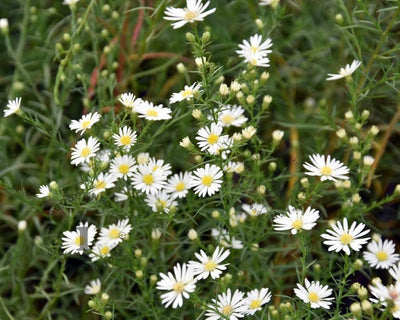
[216,105,248,127]
[137,152,150,165]
[164,0,216,29]
[112,126,137,151]
[273,205,320,235]
[363,238,400,269]
[109,155,137,180]
[390,263,400,282]
[223,161,244,174]
[303,154,350,181]
[69,112,101,135]
[88,172,117,196]
[84,279,101,295]
[156,263,196,309]
[119,92,143,110]
[97,218,132,247]
[205,288,247,320]
[89,240,117,262]
[165,172,193,199]
[294,278,334,309]
[243,288,272,315]
[147,157,172,179]
[80,149,111,173]
[321,218,370,255]
[70,136,100,166]
[135,101,172,121]
[145,190,178,213]
[61,222,97,255]
[170,82,201,104]
[237,34,272,68]
[3,97,22,117]
[211,228,244,250]
[196,123,230,155]
[114,186,130,202]
[36,185,51,198]
[188,247,230,280]
[242,203,269,217]
[326,60,361,81]
[369,281,400,318]
[131,163,166,194]
[191,163,223,197]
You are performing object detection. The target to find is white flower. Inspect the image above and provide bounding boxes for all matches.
[88,172,116,196]
[205,288,248,320]
[147,157,172,179]
[164,0,216,29]
[84,279,101,295]
[223,161,244,174]
[242,126,257,139]
[237,34,272,68]
[112,126,137,151]
[70,136,100,166]
[135,101,172,121]
[272,129,284,142]
[259,0,280,7]
[109,155,137,180]
[119,92,143,109]
[188,247,230,280]
[294,278,333,309]
[170,82,201,104]
[3,97,22,117]
[242,203,269,217]
[327,60,361,81]
[89,241,117,262]
[131,163,167,195]
[369,281,400,318]
[363,238,400,269]
[36,185,51,198]
[97,218,132,247]
[196,123,230,155]
[216,105,248,127]
[243,288,272,315]
[156,263,196,308]
[390,263,400,282]
[69,112,101,135]
[273,206,320,235]
[61,222,97,255]
[114,186,130,202]
[145,190,178,213]
[211,228,243,249]
[191,164,223,197]
[303,154,350,181]
[321,218,370,255]
[165,172,193,199]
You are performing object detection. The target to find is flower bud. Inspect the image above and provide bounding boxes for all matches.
[101,293,109,303]
[202,31,210,43]
[219,83,229,96]
[150,274,157,283]
[361,109,370,120]
[369,125,379,136]
[151,228,162,240]
[335,13,344,25]
[257,185,266,195]
[192,108,202,119]
[185,32,195,42]
[179,136,193,150]
[345,110,354,120]
[18,220,27,232]
[188,229,198,240]
[212,210,220,218]
[262,95,272,109]
[246,95,255,105]
[135,270,143,279]
[350,302,362,319]
[336,128,346,139]
[363,155,374,167]
[134,249,142,257]
[230,81,241,92]
[104,311,113,320]
[0,18,9,34]
[176,63,186,74]
[255,18,264,30]
[361,300,373,315]
[272,130,284,143]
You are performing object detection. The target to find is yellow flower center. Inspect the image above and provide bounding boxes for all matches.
[109,228,120,239]
[376,251,388,261]
[201,175,213,187]
[100,246,110,255]
[340,233,353,245]
[207,133,219,145]
[146,109,158,117]
[221,305,233,316]
[175,181,186,192]
[182,90,193,98]
[80,147,91,157]
[82,120,91,129]
[320,165,332,176]
[173,281,185,293]
[184,11,197,20]
[251,58,258,65]
[95,180,106,190]
[249,299,261,310]
[74,235,86,246]
[292,219,303,230]
[156,199,167,209]
[143,174,154,185]
[221,114,234,124]
[250,208,258,216]
[203,260,217,271]
[120,135,131,145]
[308,292,319,303]
[119,164,130,174]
